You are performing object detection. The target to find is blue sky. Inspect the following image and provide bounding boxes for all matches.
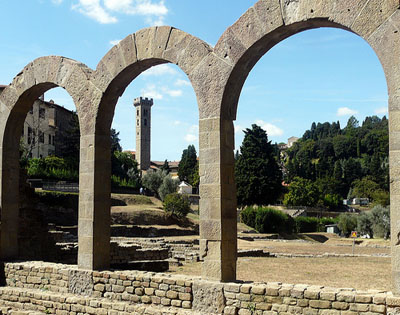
[0,1,388,160]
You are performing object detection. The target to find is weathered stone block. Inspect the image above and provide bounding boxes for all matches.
[192,280,224,314]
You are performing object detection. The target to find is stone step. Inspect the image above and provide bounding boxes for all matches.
[0,286,198,315]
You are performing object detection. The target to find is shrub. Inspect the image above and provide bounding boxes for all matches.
[163,193,190,218]
[371,190,390,207]
[357,211,373,237]
[294,216,320,233]
[158,175,179,201]
[36,190,78,209]
[370,205,390,238]
[111,175,139,188]
[254,208,290,233]
[337,213,357,237]
[240,206,257,228]
[142,170,167,197]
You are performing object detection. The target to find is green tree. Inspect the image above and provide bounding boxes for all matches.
[142,169,167,197]
[188,161,199,188]
[370,205,390,238]
[357,211,373,237]
[235,124,282,207]
[163,193,190,218]
[337,213,357,237]
[350,177,380,199]
[111,128,122,153]
[158,175,179,201]
[160,159,170,174]
[283,177,320,207]
[178,145,197,184]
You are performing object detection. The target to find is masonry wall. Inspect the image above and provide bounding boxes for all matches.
[2,262,400,314]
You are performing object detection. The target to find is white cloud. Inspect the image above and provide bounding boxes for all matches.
[175,79,191,87]
[184,125,198,143]
[375,106,388,115]
[234,124,243,134]
[52,0,63,4]
[184,134,197,142]
[163,88,182,97]
[255,120,284,137]
[142,64,177,76]
[147,16,165,26]
[104,0,167,15]
[141,84,163,100]
[72,0,117,24]
[141,83,183,100]
[337,107,358,116]
[73,0,169,25]
[173,120,181,126]
[109,39,121,46]
[135,0,168,16]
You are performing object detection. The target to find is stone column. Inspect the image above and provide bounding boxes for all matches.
[0,143,20,259]
[199,117,237,282]
[390,93,400,294]
[78,134,110,270]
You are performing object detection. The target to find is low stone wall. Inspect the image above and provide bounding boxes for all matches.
[3,262,193,310]
[110,242,169,264]
[2,261,400,314]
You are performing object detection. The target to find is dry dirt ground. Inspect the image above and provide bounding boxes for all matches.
[168,234,391,291]
[110,194,391,291]
[170,256,390,291]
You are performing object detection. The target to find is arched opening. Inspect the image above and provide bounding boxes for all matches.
[210,1,400,285]
[0,83,82,265]
[107,62,200,272]
[79,27,211,271]
[233,27,389,290]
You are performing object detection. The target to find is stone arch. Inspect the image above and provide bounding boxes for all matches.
[196,0,400,285]
[215,0,399,120]
[0,56,94,260]
[77,26,213,270]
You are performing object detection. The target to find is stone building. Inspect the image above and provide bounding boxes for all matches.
[287,136,300,148]
[134,97,153,170]
[0,85,75,158]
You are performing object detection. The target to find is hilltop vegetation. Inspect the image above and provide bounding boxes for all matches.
[284,115,389,207]
[235,115,389,209]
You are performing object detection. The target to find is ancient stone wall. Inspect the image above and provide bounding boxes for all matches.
[1,0,400,289]
[3,262,400,314]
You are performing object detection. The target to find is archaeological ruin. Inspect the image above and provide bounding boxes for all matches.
[1,0,400,313]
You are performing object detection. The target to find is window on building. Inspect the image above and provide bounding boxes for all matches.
[48,134,51,144]
[137,119,139,126]
[39,107,45,119]
[28,127,32,144]
[144,109,148,116]
[137,109,139,116]
[39,131,44,144]
[144,119,147,126]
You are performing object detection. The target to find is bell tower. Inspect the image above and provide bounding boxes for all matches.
[134,97,153,170]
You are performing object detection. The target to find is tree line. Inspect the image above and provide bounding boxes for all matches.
[235,115,389,208]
